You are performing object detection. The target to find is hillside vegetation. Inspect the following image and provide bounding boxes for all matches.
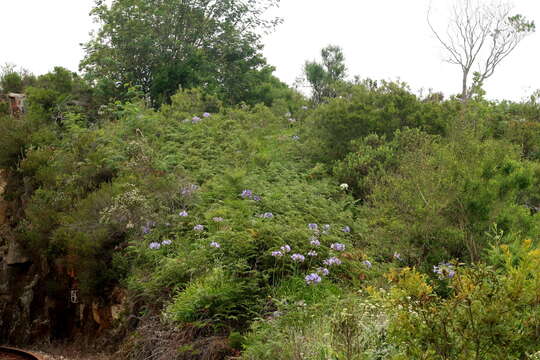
[2,1,540,359]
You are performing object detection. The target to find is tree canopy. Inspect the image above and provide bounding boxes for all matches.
[80,0,284,106]
[303,45,347,104]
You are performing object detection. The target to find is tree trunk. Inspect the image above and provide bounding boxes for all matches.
[461,69,469,101]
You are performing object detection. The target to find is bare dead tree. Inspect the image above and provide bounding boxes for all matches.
[428,0,535,100]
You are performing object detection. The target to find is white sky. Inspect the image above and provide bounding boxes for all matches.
[1,0,539,101]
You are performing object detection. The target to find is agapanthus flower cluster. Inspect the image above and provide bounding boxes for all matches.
[161,239,172,246]
[362,260,372,269]
[149,242,161,249]
[210,241,221,248]
[307,250,317,257]
[280,245,291,253]
[318,267,330,276]
[433,262,456,279]
[193,224,204,231]
[305,273,322,285]
[241,189,253,198]
[202,112,211,118]
[291,253,305,262]
[258,212,274,219]
[323,257,342,266]
[181,184,199,196]
[330,243,345,251]
[271,250,283,257]
[292,135,300,141]
[179,210,188,217]
[240,189,262,201]
[308,223,318,231]
[310,237,321,246]
[142,220,156,234]
[191,116,201,123]
[342,226,351,233]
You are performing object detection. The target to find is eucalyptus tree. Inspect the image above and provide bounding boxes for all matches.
[428,0,535,100]
[81,0,282,106]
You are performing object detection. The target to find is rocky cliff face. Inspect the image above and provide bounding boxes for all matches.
[0,169,128,346]
[0,168,46,343]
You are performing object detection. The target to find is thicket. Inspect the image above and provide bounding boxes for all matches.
[2,3,540,357]
[3,68,540,357]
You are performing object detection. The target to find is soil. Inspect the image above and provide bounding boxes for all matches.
[28,345,112,360]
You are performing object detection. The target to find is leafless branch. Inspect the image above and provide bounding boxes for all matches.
[427,0,535,100]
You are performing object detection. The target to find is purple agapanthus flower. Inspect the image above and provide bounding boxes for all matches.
[308,223,318,231]
[362,260,372,269]
[271,250,283,257]
[280,245,291,253]
[291,253,305,262]
[192,116,201,123]
[210,241,221,248]
[179,210,188,217]
[142,226,151,234]
[305,273,322,285]
[307,250,317,257]
[342,226,351,233]
[262,212,274,219]
[331,243,346,251]
[323,257,342,266]
[161,239,172,246]
[433,262,456,279]
[318,267,330,276]
[212,217,224,222]
[253,195,262,201]
[241,189,253,199]
[310,237,321,246]
[193,224,204,231]
[202,112,211,118]
[181,184,199,195]
[149,242,161,249]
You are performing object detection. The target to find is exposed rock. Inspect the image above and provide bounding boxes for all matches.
[92,302,102,325]
[6,237,31,265]
[110,287,127,321]
[0,169,126,347]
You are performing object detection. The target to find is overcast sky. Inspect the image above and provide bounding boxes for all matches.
[1,0,539,101]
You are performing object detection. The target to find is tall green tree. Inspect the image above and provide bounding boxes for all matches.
[303,45,347,104]
[80,0,282,106]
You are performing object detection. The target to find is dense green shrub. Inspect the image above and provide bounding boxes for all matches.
[377,240,540,359]
[333,129,438,201]
[365,134,540,265]
[305,81,448,163]
[243,286,394,360]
